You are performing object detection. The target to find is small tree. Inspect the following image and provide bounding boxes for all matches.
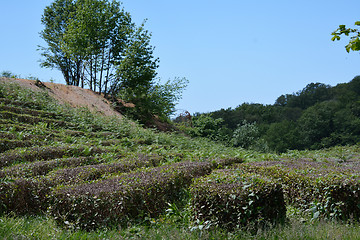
[231,120,259,148]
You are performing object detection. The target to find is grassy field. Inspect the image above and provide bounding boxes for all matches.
[1,80,360,239]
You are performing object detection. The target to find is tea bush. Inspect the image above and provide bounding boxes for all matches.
[190,169,286,230]
[49,161,213,229]
[237,160,360,220]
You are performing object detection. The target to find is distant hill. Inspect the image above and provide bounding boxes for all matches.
[184,76,360,152]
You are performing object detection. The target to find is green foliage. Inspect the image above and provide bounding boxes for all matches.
[190,169,286,230]
[148,77,189,118]
[193,76,360,152]
[4,80,360,237]
[237,158,360,221]
[332,21,360,53]
[231,120,259,148]
[184,114,228,142]
[264,120,300,152]
[118,77,188,122]
[40,0,185,122]
[49,161,213,229]
[39,0,79,86]
[1,71,12,78]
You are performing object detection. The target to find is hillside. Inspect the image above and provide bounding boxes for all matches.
[0,77,122,117]
[1,79,360,239]
[187,76,360,152]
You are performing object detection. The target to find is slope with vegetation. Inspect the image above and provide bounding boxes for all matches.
[1,79,360,239]
[178,76,360,152]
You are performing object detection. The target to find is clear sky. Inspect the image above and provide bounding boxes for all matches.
[1,1,360,115]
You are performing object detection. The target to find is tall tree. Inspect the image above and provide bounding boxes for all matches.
[39,0,82,86]
[112,22,160,119]
[40,0,187,123]
[61,0,132,93]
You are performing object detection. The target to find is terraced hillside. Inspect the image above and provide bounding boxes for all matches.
[0,80,248,229]
[1,79,360,237]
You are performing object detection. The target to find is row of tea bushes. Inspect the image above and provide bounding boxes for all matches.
[0,139,37,153]
[45,155,163,186]
[0,111,69,128]
[0,155,243,226]
[235,160,360,220]
[0,98,42,110]
[0,145,106,168]
[0,105,60,120]
[0,157,97,178]
[49,161,214,229]
[0,155,165,216]
[190,169,286,230]
[0,154,164,215]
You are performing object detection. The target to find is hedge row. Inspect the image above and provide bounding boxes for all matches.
[0,132,48,141]
[0,145,106,168]
[0,139,38,153]
[0,177,51,215]
[190,169,286,230]
[0,98,42,110]
[0,105,60,120]
[0,111,69,128]
[0,156,243,225]
[0,154,164,215]
[236,160,360,220]
[49,161,214,229]
[46,154,163,186]
[0,156,97,178]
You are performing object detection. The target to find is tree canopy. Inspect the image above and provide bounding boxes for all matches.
[177,76,360,152]
[39,0,187,122]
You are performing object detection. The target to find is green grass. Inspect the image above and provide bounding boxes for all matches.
[1,214,360,240]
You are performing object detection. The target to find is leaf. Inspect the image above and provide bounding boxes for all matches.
[355,21,360,26]
[331,35,341,41]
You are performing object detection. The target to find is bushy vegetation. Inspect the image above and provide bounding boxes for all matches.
[190,169,286,230]
[1,80,360,239]
[178,76,360,152]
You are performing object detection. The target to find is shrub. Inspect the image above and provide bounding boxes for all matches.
[237,160,360,220]
[49,161,213,229]
[231,120,259,148]
[0,157,97,178]
[0,98,42,110]
[0,145,105,168]
[0,177,51,215]
[0,139,35,153]
[46,154,162,185]
[190,169,286,230]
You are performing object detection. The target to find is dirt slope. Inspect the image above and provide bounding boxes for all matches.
[0,78,122,118]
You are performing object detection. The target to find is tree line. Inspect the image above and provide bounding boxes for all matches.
[175,20,360,152]
[39,0,187,124]
[176,76,360,152]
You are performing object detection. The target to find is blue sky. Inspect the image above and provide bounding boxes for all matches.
[1,1,360,114]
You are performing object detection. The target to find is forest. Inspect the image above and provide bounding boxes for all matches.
[176,76,360,152]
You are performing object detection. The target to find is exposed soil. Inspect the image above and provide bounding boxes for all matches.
[0,78,122,118]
